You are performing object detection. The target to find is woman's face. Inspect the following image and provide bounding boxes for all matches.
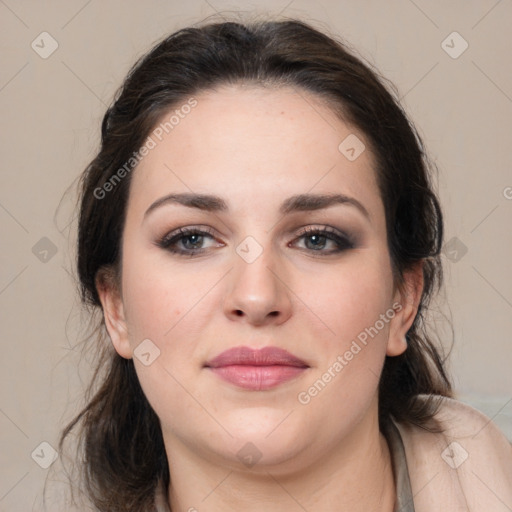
[98,85,418,473]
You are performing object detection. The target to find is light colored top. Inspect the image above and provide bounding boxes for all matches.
[154,396,512,511]
[386,418,415,511]
[394,396,512,511]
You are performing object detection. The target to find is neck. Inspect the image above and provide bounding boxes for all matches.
[164,404,395,512]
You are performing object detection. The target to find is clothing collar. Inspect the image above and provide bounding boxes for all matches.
[386,419,416,512]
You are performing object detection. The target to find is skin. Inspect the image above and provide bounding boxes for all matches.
[96,85,423,512]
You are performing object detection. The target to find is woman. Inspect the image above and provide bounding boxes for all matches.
[58,16,512,512]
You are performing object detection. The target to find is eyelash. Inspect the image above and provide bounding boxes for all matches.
[157,226,218,256]
[156,225,355,257]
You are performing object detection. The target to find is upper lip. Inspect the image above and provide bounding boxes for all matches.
[205,346,309,368]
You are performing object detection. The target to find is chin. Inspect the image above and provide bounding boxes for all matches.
[225,438,310,474]
[215,410,311,468]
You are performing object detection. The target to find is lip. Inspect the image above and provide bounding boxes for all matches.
[205,346,309,391]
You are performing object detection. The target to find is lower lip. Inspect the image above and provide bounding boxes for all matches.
[208,365,307,390]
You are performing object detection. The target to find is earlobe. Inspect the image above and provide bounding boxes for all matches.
[386,261,424,357]
[95,267,132,359]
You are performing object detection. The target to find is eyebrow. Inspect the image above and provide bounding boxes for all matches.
[280,193,370,220]
[143,192,370,221]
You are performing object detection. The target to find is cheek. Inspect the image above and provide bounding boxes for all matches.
[290,251,395,412]
[120,257,212,426]
[120,245,224,381]
[121,245,204,340]
[294,251,394,347]
[294,270,393,422]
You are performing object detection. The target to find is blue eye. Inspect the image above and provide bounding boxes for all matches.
[157,225,354,257]
[157,227,220,256]
[292,226,354,254]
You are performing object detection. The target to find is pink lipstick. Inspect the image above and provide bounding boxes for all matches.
[205,346,309,391]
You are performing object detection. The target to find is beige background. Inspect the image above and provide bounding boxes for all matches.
[1,0,511,510]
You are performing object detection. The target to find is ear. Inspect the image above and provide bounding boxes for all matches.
[386,261,424,357]
[95,267,132,359]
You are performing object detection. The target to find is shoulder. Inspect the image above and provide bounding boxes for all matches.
[394,395,512,512]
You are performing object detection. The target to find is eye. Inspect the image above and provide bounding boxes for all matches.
[156,225,354,257]
[156,226,223,256]
[291,226,354,254]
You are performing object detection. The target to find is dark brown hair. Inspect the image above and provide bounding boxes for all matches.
[58,15,451,512]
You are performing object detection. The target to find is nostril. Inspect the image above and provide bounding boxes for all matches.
[234,310,244,316]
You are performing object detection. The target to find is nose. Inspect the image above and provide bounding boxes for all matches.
[223,244,293,327]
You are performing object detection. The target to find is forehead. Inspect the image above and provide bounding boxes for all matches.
[128,85,382,218]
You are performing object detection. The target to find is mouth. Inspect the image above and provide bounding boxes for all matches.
[204,346,309,391]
